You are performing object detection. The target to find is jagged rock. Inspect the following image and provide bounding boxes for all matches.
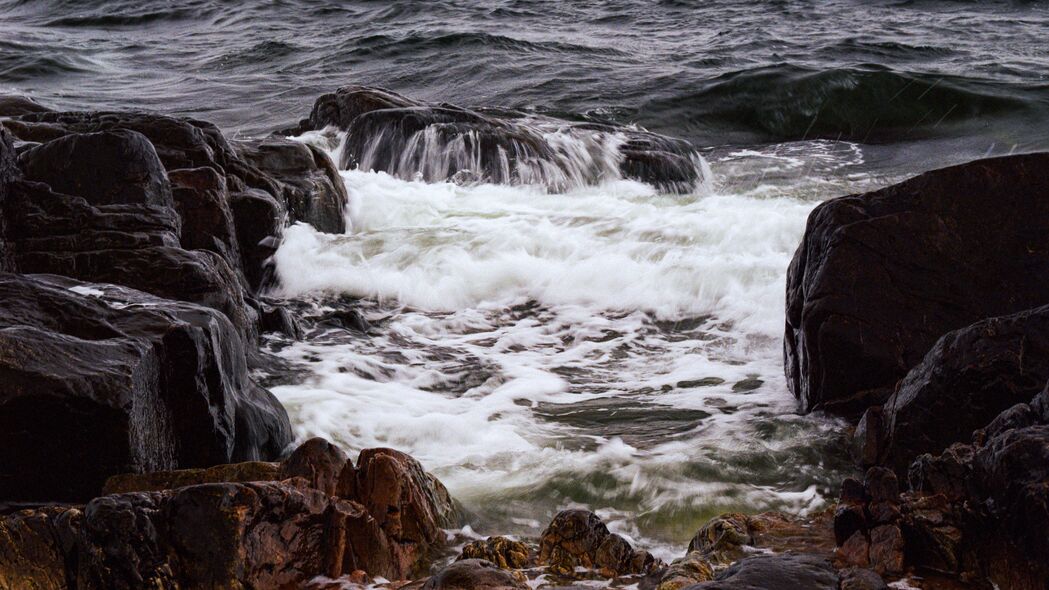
[686,553,839,589]
[0,274,291,502]
[834,504,867,546]
[280,437,349,497]
[230,187,285,291]
[686,513,751,563]
[868,525,904,575]
[459,537,533,570]
[538,509,657,577]
[422,559,528,590]
[103,461,281,494]
[907,443,975,501]
[838,531,870,568]
[234,137,347,234]
[879,304,1049,473]
[0,128,17,272]
[785,153,1049,416]
[168,166,243,275]
[898,493,964,576]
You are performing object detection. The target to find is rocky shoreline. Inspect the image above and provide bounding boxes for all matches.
[0,88,1046,589]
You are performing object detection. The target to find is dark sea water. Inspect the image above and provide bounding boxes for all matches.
[4,0,1049,557]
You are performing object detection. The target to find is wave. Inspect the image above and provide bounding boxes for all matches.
[636,64,1049,144]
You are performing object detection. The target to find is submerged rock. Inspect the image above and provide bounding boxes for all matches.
[423,559,528,590]
[292,85,706,193]
[686,553,839,589]
[785,153,1049,416]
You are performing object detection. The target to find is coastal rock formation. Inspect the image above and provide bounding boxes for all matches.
[289,85,706,193]
[538,509,658,577]
[422,559,529,590]
[0,437,461,588]
[458,537,533,570]
[785,153,1049,415]
[687,553,840,590]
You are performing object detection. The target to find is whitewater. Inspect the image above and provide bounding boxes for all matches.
[260,131,884,555]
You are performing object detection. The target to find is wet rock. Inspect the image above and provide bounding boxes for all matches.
[539,509,657,577]
[656,551,715,590]
[863,467,899,503]
[0,95,52,116]
[852,407,883,468]
[0,274,291,502]
[834,504,867,546]
[422,559,528,590]
[898,494,963,576]
[907,443,975,501]
[168,166,243,276]
[459,536,533,570]
[880,304,1049,473]
[348,448,460,576]
[299,85,420,133]
[234,137,347,234]
[785,153,1049,416]
[840,477,867,505]
[838,531,870,568]
[868,525,904,576]
[280,436,349,497]
[103,461,281,494]
[838,567,887,590]
[687,512,751,562]
[230,187,285,291]
[686,553,838,589]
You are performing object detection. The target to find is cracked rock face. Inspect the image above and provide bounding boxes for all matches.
[538,509,657,577]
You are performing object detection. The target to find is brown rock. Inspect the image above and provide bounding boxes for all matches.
[864,467,899,503]
[103,461,281,494]
[839,567,887,590]
[459,536,533,570]
[868,525,904,575]
[655,551,715,590]
[281,437,350,497]
[838,531,870,568]
[538,509,656,577]
[686,512,752,559]
[422,559,528,590]
[834,504,867,546]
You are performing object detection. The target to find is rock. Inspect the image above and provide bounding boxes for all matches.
[538,509,657,577]
[280,437,349,497]
[230,187,285,291]
[18,129,172,207]
[852,408,883,468]
[840,477,867,505]
[838,568,887,590]
[907,443,975,501]
[103,461,281,494]
[863,467,899,503]
[0,506,70,590]
[971,424,1049,588]
[168,166,243,276]
[347,448,460,576]
[0,128,17,272]
[833,504,867,546]
[459,537,533,570]
[292,85,704,193]
[838,531,870,568]
[897,494,963,576]
[686,553,839,590]
[656,552,715,590]
[867,525,904,576]
[880,304,1049,473]
[0,95,52,116]
[0,273,291,502]
[422,559,528,590]
[785,153,1049,415]
[233,137,347,234]
[687,513,751,562]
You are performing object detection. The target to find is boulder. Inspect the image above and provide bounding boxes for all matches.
[0,273,291,502]
[838,568,887,590]
[0,128,17,272]
[422,559,528,590]
[280,436,349,497]
[459,536,534,570]
[233,137,347,234]
[685,553,839,590]
[656,552,716,590]
[878,305,1049,473]
[103,461,281,495]
[168,166,243,276]
[538,509,657,577]
[0,95,51,117]
[785,153,1049,415]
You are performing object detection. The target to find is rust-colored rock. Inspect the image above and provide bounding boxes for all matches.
[280,436,349,497]
[538,509,657,577]
[868,525,904,576]
[459,536,534,570]
[656,551,716,590]
[103,461,281,494]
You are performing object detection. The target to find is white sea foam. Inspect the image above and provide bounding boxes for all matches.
[268,137,874,551]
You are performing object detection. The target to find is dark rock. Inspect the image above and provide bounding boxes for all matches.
[0,128,17,272]
[168,166,243,276]
[867,501,901,525]
[301,85,420,133]
[280,437,349,497]
[834,504,867,546]
[230,188,285,291]
[971,425,1049,588]
[234,137,347,234]
[0,274,291,502]
[259,299,304,339]
[880,304,1049,473]
[0,95,52,116]
[685,553,838,590]
[18,129,171,207]
[838,568,887,590]
[785,153,1049,415]
[840,477,867,505]
[898,494,963,576]
[863,467,899,503]
[459,537,533,570]
[539,509,657,577]
[852,407,883,468]
[907,443,975,501]
[422,559,528,590]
